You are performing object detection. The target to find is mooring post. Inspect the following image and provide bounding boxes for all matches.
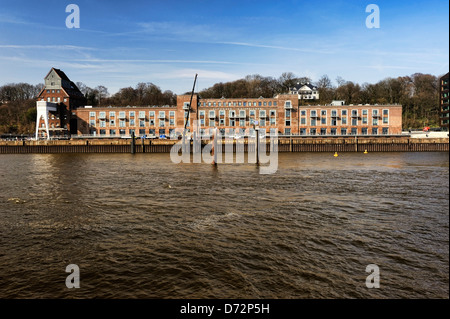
[355,136,358,152]
[255,128,260,165]
[212,128,218,166]
[131,131,135,154]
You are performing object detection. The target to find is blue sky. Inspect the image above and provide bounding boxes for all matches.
[0,0,448,95]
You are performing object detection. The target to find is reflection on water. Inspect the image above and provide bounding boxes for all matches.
[0,152,448,298]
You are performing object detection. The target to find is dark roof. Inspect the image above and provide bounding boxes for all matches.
[44,67,71,82]
[290,82,317,91]
[52,68,71,82]
[38,68,85,100]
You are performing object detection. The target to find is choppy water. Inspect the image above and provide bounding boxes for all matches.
[0,152,448,298]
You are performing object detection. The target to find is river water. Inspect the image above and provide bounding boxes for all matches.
[0,152,448,298]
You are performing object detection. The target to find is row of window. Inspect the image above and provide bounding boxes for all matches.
[199,109,278,118]
[46,89,61,93]
[90,111,175,119]
[302,117,389,126]
[91,127,390,137]
[291,90,318,95]
[42,97,68,103]
[196,118,388,127]
[94,129,174,137]
[196,108,388,119]
[299,95,318,99]
[199,101,280,107]
[90,118,175,128]
[198,118,277,127]
[302,109,388,117]
[297,127,389,136]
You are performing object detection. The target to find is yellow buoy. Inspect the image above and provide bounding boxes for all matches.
[364,150,368,154]
[334,152,339,157]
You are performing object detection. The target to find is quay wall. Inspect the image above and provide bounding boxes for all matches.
[0,137,448,154]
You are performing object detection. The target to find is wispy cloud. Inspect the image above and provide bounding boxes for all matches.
[71,58,271,66]
[109,21,217,39]
[0,13,29,25]
[0,56,102,70]
[216,41,334,54]
[155,69,236,80]
[0,45,97,51]
[0,13,107,34]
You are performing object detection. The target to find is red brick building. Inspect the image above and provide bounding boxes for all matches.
[35,68,403,139]
[36,68,86,138]
[76,94,402,137]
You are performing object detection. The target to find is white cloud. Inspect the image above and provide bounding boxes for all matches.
[216,41,334,54]
[156,69,236,80]
[0,45,97,50]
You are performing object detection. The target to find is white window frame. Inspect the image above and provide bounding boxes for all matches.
[259,110,266,118]
[383,109,389,124]
[321,110,327,125]
[285,101,292,109]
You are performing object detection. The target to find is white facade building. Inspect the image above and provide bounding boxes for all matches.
[289,82,319,100]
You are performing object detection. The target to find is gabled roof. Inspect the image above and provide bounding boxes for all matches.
[44,67,71,82]
[290,82,318,91]
[38,68,85,100]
